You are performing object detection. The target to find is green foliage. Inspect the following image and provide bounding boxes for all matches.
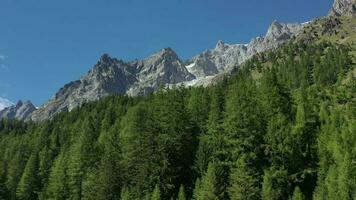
[291,187,304,200]
[120,187,131,200]
[193,163,220,200]
[16,152,40,200]
[177,185,186,200]
[151,185,161,200]
[0,42,354,200]
[228,158,260,200]
[261,168,289,200]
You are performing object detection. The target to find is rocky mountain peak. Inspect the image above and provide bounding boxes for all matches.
[152,48,179,62]
[99,53,111,63]
[0,100,36,121]
[329,0,356,17]
[10,19,306,121]
[215,40,227,49]
[265,20,303,42]
[30,47,194,121]
[186,20,304,83]
[270,20,283,28]
[16,100,23,107]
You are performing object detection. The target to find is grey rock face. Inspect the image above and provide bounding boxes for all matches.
[22,20,304,121]
[0,100,36,121]
[30,49,194,121]
[185,21,304,84]
[329,0,356,17]
[31,54,137,121]
[127,48,194,96]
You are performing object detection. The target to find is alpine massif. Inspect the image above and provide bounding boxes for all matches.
[1,19,305,121]
[0,0,356,200]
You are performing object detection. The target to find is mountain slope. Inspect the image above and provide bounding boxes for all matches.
[0,32,355,200]
[9,0,354,122]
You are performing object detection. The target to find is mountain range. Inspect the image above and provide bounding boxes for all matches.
[1,0,355,121]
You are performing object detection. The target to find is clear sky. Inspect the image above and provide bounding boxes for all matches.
[0,0,333,106]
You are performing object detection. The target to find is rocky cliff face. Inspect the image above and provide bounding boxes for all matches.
[184,21,304,86]
[0,100,36,121]
[127,48,194,96]
[30,48,194,121]
[329,0,356,17]
[11,19,305,121]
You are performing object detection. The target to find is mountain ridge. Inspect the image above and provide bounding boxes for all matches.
[3,0,352,121]
[0,20,309,121]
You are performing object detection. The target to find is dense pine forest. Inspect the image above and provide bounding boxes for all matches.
[1,18,356,199]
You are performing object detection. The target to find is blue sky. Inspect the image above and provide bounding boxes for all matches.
[0,0,333,106]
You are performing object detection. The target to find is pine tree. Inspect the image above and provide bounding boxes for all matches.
[186,87,210,133]
[193,163,219,200]
[261,168,288,200]
[38,146,54,193]
[151,185,161,200]
[195,86,227,188]
[5,142,29,200]
[225,75,264,161]
[67,116,100,200]
[177,185,186,200]
[45,153,68,200]
[0,160,9,200]
[120,187,131,200]
[229,158,260,200]
[16,152,40,200]
[291,187,304,200]
[207,86,227,162]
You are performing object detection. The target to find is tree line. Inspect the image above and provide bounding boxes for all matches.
[0,41,355,200]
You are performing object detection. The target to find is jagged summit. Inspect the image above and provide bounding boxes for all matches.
[158,47,178,56]
[30,48,194,121]
[215,40,227,49]
[7,15,315,122]
[99,53,111,63]
[185,20,305,84]
[7,19,306,122]
[265,20,304,42]
[0,100,36,121]
[144,48,180,64]
[22,20,306,121]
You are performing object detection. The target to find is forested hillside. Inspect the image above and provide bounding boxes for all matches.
[0,17,355,200]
